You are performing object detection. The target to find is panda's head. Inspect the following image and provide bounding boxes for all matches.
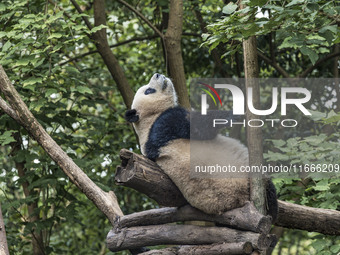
[125,73,178,123]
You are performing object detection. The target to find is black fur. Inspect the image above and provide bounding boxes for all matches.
[145,106,190,161]
[144,107,242,160]
[145,88,156,95]
[190,110,241,140]
[266,179,278,222]
[125,109,139,123]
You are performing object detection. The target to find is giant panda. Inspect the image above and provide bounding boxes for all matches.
[125,73,277,218]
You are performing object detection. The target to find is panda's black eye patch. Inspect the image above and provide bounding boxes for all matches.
[145,88,156,95]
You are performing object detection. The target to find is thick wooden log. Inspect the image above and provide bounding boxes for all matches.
[276,200,340,235]
[107,225,274,252]
[115,202,271,233]
[115,149,340,236]
[115,149,187,207]
[139,242,253,255]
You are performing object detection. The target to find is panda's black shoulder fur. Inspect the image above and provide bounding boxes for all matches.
[144,107,240,161]
[145,106,190,161]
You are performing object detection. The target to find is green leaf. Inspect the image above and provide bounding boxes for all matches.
[23,77,43,87]
[271,139,286,148]
[312,239,327,252]
[286,0,304,7]
[0,3,6,11]
[201,33,210,41]
[319,25,338,34]
[248,0,267,7]
[300,46,318,65]
[48,33,63,39]
[45,89,58,98]
[75,86,93,94]
[323,110,340,124]
[0,130,16,145]
[222,3,238,15]
[330,245,340,253]
[314,179,330,191]
[90,24,108,34]
[2,41,11,52]
[65,66,80,74]
[308,110,327,121]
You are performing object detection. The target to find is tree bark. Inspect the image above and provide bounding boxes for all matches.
[334,44,340,111]
[115,150,340,236]
[115,149,187,207]
[70,0,134,108]
[115,202,271,234]
[10,134,44,255]
[0,65,123,225]
[241,3,266,215]
[276,200,340,235]
[139,242,254,255]
[107,224,274,252]
[0,203,10,255]
[164,0,190,108]
[92,0,134,108]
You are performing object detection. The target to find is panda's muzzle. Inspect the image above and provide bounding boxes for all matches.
[162,79,168,91]
[153,73,167,90]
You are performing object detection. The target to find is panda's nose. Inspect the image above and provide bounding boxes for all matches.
[154,73,165,80]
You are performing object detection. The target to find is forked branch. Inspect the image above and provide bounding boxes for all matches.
[0,65,123,225]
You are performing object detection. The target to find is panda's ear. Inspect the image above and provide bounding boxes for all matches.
[125,109,139,123]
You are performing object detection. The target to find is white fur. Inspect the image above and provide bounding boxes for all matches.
[131,74,250,214]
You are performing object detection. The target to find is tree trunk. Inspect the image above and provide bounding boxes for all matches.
[164,0,190,108]
[10,134,45,255]
[0,203,10,255]
[241,3,266,215]
[334,44,340,111]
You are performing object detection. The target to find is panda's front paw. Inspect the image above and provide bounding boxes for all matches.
[125,109,139,123]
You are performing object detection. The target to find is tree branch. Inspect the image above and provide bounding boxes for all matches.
[0,96,21,124]
[91,0,135,108]
[116,0,164,39]
[69,0,93,30]
[300,51,340,78]
[276,200,340,235]
[139,242,254,255]
[164,0,190,107]
[257,51,290,78]
[115,203,272,234]
[0,65,123,225]
[107,224,275,252]
[60,35,159,66]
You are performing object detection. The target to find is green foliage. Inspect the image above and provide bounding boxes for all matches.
[203,0,340,65]
[0,0,339,254]
[266,111,340,254]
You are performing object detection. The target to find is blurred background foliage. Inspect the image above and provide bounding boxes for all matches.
[0,0,339,254]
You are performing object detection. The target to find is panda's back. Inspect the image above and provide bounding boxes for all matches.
[157,136,249,215]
